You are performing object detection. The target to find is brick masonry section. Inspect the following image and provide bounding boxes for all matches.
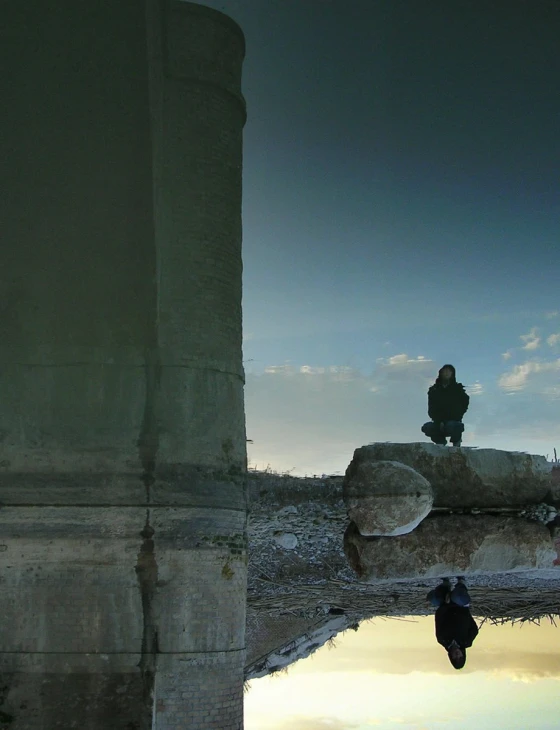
[0,502,248,728]
[155,652,244,730]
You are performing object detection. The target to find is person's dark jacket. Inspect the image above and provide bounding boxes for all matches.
[428,364,470,422]
[435,603,479,651]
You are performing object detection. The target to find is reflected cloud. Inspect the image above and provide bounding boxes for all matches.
[272,718,362,730]
[307,646,560,679]
[245,353,439,473]
[498,359,560,393]
[245,618,560,730]
[245,348,560,474]
[520,327,541,351]
[374,354,434,381]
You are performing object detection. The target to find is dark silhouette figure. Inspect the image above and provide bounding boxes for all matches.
[421,364,469,446]
[427,577,479,669]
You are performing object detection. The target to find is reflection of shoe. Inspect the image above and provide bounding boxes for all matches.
[452,440,462,447]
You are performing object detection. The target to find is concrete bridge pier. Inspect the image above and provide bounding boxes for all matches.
[0,1,248,728]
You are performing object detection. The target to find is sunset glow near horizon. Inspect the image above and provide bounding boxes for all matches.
[245,616,560,730]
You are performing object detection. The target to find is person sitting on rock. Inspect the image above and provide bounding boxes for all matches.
[421,363,469,446]
[427,577,479,670]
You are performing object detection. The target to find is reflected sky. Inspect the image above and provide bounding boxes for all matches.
[245,616,560,729]
[196,0,560,475]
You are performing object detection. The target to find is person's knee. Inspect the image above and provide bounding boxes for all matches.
[451,587,471,607]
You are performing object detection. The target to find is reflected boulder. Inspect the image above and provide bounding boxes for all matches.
[344,515,557,582]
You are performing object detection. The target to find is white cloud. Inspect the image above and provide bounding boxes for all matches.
[384,353,428,366]
[300,365,326,375]
[264,364,294,375]
[299,365,356,379]
[502,350,513,360]
[245,349,560,475]
[245,355,452,475]
[545,311,559,319]
[520,327,540,351]
[498,359,560,393]
[374,355,435,382]
[547,333,560,347]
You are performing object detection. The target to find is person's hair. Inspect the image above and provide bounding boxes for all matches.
[448,651,466,670]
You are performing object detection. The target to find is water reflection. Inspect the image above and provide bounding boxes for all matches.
[245,612,560,730]
[427,577,478,669]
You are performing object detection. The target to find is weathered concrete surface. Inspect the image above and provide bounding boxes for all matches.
[354,443,555,508]
[0,0,247,476]
[0,492,247,729]
[343,458,433,536]
[0,2,248,728]
[344,516,557,582]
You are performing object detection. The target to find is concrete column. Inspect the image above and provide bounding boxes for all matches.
[0,2,247,728]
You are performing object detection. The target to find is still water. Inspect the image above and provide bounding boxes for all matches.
[245,615,560,730]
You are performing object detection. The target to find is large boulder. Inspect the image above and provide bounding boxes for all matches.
[344,515,557,582]
[352,443,555,508]
[343,458,433,536]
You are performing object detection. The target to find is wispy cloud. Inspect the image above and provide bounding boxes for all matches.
[545,310,559,319]
[498,359,560,393]
[272,718,361,730]
[245,354,439,474]
[547,333,560,347]
[294,641,560,680]
[245,347,560,474]
[520,327,541,350]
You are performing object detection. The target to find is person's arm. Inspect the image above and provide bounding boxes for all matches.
[435,607,453,646]
[428,388,441,422]
[460,386,470,415]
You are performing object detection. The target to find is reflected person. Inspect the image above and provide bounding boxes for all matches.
[427,577,479,669]
[421,363,469,447]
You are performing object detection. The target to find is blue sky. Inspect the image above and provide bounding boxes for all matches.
[199,0,560,474]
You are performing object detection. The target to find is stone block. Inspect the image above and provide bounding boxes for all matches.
[344,515,557,582]
[343,458,433,536]
[353,443,553,507]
